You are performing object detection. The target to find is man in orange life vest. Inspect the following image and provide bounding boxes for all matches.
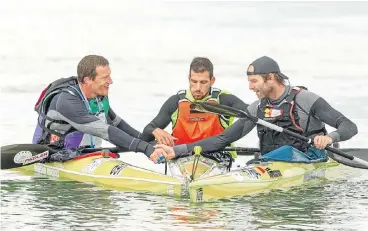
[140,57,249,161]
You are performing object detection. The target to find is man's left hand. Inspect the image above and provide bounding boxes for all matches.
[313,135,333,150]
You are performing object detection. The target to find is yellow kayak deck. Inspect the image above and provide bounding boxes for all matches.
[13,151,341,202]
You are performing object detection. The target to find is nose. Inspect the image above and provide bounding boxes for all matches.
[248,82,254,90]
[108,76,113,84]
[193,82,201,91]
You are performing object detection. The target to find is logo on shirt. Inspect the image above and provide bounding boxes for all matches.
[264,108,284,118]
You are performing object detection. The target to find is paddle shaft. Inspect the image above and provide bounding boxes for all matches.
[198,102,368,166]
[235,107,355,160]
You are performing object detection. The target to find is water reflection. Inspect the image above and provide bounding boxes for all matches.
[1,168,367,231]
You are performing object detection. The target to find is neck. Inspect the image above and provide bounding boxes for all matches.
[78,83,96,99]
[268,83,286,101]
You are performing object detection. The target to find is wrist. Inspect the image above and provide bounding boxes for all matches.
[152,128,160,135]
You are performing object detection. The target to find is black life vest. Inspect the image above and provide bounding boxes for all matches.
[257,86,325,154]
[34,76,79,147]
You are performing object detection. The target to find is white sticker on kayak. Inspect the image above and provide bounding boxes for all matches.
[303,169,326,182]
[22,151,49,165]
[34,164,59,178]
[14,151,33,164]
[82,158,110,173]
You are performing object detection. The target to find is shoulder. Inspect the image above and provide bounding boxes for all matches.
[294,87,321,105]
[55,90,84,110]
[218,88,235,100]
[168,93,181,103]
[218,91,249,107]
[218,88,231,95]
[247,100,259,116]
[159,93,181,114]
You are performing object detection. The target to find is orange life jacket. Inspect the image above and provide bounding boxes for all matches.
[172,89,228,145]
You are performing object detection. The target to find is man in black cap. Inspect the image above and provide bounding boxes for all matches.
[150,56,358,163]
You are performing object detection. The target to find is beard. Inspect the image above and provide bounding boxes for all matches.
[255,84,272,99]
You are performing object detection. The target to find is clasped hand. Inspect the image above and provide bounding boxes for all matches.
[149,144,176,164]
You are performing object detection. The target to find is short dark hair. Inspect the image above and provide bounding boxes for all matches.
[189,57,213,78]
[77,55,109,83]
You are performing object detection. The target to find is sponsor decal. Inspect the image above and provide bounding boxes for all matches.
[34,164,59,178]
[21,151,49,165]
[46,168,59,178]
[110,163,128,176]
[196,188,203,202]
[303,169,326,182]
[13,151,32,164]
[189,117,205,122]
[256,166,266,174]
[265,167,282,178]
[242,168,261,179]
[82,158,109,173]
[34,164,47,175]
[50,134,60,144]
[264,108,284,118]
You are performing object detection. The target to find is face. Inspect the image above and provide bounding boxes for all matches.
[248,74,272,99]
[84,65,113,97]
[189,70,215,100]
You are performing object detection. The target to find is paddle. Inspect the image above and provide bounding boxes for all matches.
[0,144,128,170]
[222,147,260,156]
[192,102,368,169]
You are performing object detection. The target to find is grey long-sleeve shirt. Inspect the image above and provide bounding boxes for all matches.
[44,86,154,157]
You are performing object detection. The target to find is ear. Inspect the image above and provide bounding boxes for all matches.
[83,76,92,84]
[210,76,216,86]
[268,73,275,83]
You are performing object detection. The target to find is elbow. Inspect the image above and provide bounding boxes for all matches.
[349,122,358,138]
[341,121,358,141]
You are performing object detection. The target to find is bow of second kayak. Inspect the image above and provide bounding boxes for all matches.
[188,158,341,202]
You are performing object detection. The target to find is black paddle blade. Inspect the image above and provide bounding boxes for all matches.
[328,148,368,169]
[1,144,56,170]
[193,102,240,118]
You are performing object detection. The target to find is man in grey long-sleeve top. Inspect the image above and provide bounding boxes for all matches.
[149,56,358,163]
[32,55,159,160]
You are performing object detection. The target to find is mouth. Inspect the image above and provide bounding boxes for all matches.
[254,90,262,98]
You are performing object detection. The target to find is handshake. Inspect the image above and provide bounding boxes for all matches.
[149,128,178,164]
[149,144,176,164]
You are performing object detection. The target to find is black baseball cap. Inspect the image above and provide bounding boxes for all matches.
[247,56,289,80]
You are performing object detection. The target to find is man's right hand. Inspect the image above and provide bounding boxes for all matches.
[152,128,178,147]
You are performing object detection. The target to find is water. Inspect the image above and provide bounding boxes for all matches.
[1,1,368,230]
